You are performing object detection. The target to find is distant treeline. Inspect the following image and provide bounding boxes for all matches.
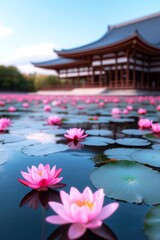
[0,65,60,92]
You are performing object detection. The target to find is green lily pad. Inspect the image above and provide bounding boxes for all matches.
[111,118,134,123]
[152,144,160,151]
[144,206,160,240]
[90,160,160,205]
[104,148,138,161]
[144,134,160,143]
[116,138,150,146]
[21,143,69,156]
[0,150,8,165]
[0,134,24,143]
[85,129,112,136]
[83,136,115,146]
[131,149,160,167]
[122,129,152,135]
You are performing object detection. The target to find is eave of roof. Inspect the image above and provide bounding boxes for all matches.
[54,12,160,58]
[32,58,89,70]
[55,33,160,59]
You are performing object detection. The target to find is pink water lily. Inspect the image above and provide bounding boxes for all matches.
[44,105,51,111]
[111,107,121,115]
[8,106,16,112]
[151,123,160,133]
[47,115,62,125]
[46,186,119,239]
[137,108,147,114]
[156,105,160,111]
[64,128,88,141]
[18,164,63,191]
[138,118,152,129]
[0,117,11,131]
[22,102,29,108]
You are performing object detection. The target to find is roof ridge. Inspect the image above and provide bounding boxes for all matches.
[109,12,160,29]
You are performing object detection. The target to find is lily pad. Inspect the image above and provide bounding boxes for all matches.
[83,136,115,146]
[116,138,150,146]
[111,118,134,123]
[144,134,160,143]
[152,144,160,151]
[144,206,160,240]
[85,129,112,136]
[104,148,138,161]
[21,143,69,156]
[131,149,160,167]
[122,129,152,136]
[0,134,24,143]
[90,160,160,205]
[0,150,8,165]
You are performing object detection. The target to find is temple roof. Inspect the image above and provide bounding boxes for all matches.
[32,12,160,69]
[55,12,160,56]
[32,58,89,69]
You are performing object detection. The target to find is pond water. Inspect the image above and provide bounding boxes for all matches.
[0,93,160,240]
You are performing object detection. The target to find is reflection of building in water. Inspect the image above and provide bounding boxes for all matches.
[33,12,160,90]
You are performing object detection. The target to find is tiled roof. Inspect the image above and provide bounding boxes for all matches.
[56,12,160,54]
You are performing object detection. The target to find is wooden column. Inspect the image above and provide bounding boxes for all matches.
[120,65,123,87]
[126,51,130,88]
[133,55,136,88]
[87,66,90,87]
[66,69,69,89]
[115,53,118,88]
[77,68,80,87]
[91,66,94,87]
[109,68,112,88]
[140,56,144,89]
[99,55,103,86]
[147,56,150,89]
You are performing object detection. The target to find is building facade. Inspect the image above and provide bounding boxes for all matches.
[33,12,160,90]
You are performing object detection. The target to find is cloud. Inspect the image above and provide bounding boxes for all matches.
[2,42,58,74]
[18,63,56,75]
[0,24,13,38]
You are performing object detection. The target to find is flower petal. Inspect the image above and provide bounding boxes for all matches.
[83,187,93,202]
[49,201,73,222]
[68,223,86,240]
[84,220,102,229]
[97,202,119,220]
[46,215,68,224]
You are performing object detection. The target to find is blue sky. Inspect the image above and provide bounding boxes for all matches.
[0,0,160,74]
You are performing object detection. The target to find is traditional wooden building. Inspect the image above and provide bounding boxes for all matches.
[33,12,160,90]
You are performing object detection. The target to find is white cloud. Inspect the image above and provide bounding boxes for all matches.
[0,24,13,38]
[18,63,56,75]
[2,42,58,74]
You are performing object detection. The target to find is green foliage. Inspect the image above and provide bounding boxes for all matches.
[34,74,59,90]
[0,65,61,92]
[0,65,35,92]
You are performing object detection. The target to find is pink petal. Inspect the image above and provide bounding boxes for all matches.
[83,187,93,202]
[18,178,30,187]
[45,215,68,224]
[70,204,89,223]
[97,202,119,220]
[70,187,82,201]
[21,171,34,184]
[85,220,102,229]
[49,201,73,222]
[68,223,86,240]
[54,168,62,178]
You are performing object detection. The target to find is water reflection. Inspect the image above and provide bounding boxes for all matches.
[48,223,118,240]
[19,188,63,209]
[68,140,83,150]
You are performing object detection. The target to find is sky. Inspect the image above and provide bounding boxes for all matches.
[0,0,160,75]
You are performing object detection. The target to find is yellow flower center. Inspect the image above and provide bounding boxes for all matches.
[38,170,43,176]
[76,200,94,209]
